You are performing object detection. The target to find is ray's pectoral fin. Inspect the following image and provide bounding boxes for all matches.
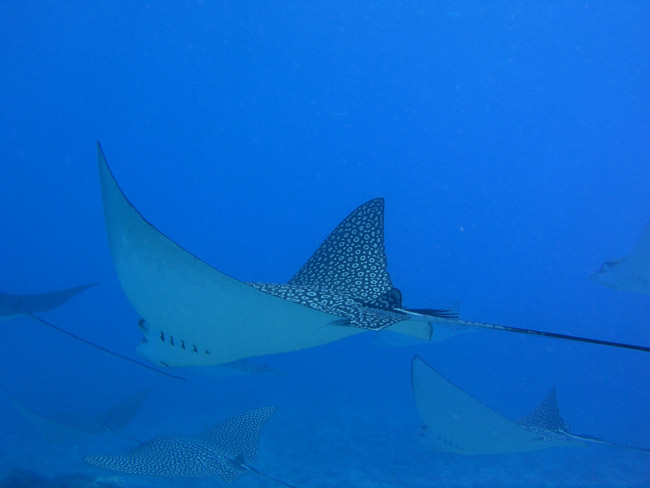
[98,143,366,368]
[86,407,298,487]
[0,283,96,318]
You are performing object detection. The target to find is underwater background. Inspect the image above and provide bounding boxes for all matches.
[1,2,649,487]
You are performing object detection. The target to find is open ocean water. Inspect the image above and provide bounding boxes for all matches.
[1,2,649,487]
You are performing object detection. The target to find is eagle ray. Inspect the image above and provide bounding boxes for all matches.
[7,388,150,442]
[592,219,650,294]
[98,142,649,369]
[85,406,297,487]
[411,355,650,454]
[98,143,432,368]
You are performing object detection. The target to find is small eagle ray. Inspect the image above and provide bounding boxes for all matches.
[0,284,96,320]
[592,219,650,294]
[85,406,297,487]
[97,143,649,369]
[411,355,650,455]
[7,389,150,442]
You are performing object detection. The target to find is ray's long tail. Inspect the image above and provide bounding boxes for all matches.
[20,308,187,382]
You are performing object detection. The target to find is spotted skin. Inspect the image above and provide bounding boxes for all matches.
[86,407,275,480]
[248,198,405,330]
[248,282,403,329]
[288,198,393,301]
[517,387,569,440]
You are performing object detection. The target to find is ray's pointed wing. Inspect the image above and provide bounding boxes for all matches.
[196,406,275,463]
[98,143,361,368]
[0,283,96,318]
[289,198,393,301]
[517,386,568,435]
[411,356,573,455]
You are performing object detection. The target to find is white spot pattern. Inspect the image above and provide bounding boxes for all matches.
[288,198,393,301]
[248,198,407,330]
[248,282,405,329]
[85,407,275,480]
[517,387,568,440]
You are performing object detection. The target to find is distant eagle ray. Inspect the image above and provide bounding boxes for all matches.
[592,219,650,294]
[411,355,650,454]
[0,283,96,319]
[6,388,150,443]
[85,406,298,487]
[97,143,649,369]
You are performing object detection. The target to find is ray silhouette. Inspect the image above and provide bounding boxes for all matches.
[411,355,650,454]
[592,219,650,294]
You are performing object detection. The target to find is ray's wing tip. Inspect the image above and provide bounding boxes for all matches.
[256,405,278,418]
[84,454,103,467]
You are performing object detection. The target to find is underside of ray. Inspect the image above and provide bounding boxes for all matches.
[0,283,96,319]
[98,143,364,368]
[592,219,650,294]
[412,356,650,454]
[411,356,575,455]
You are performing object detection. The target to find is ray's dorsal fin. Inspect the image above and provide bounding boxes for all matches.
[289,198,393,301]
[517,386,568,434]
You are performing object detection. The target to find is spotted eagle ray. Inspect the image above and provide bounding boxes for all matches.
[592,219,650,294]
[85,406,297,487]
[7,388,150,440]
[0,283,95,319]
[97,143,649,368]
[411,355,650,455]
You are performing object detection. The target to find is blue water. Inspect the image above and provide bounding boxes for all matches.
[1,2,649,486]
